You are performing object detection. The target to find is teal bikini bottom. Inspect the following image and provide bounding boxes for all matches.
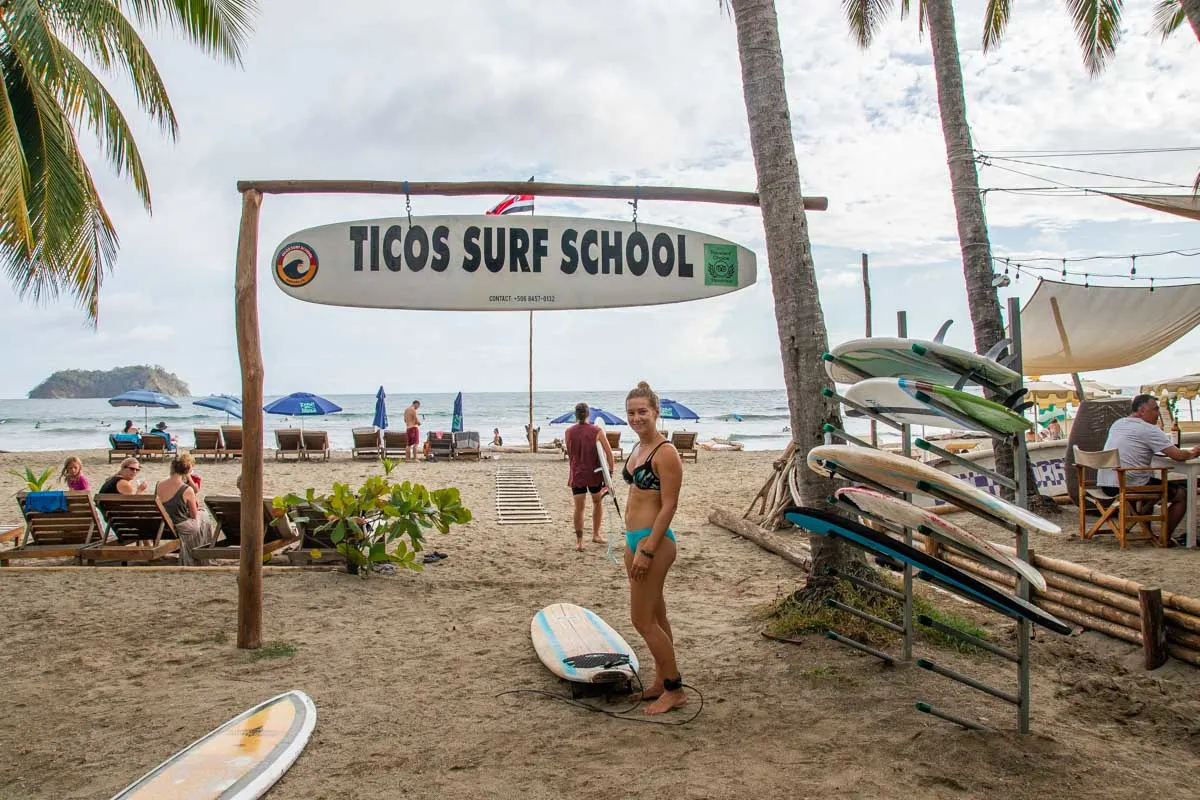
[625,527,676,554]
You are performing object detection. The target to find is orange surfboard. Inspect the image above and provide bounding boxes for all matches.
[112,691,316,799]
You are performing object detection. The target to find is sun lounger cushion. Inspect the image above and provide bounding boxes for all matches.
[110,433,141,447]
[24,491,67,514]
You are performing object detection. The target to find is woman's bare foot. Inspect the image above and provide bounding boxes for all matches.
[575,540,585,552]
[643,689,687,715]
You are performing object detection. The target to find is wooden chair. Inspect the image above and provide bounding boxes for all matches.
[1073,446,1171,548]
[382,430,408,460]
[427,431,455,460]
[108,434,141,463]
[274,429,303,461]
[139,435,171,460]
[351,427,382,460]
[672,431,699,463]
[453,431,481,461]
[221,425,244,458]
[85,494,180,564]
[285,503,345,565]
[605,430,623,460]
[192,428,225,461]
[3,492,105,565]
[192,495,300,560]
[301,430,331,462]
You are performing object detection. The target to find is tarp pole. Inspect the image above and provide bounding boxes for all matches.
[862,253,876,447]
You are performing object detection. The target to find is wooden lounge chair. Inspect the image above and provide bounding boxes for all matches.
[352,427,382,460]
[192,428,225,461]
[453,431,481,461]
[275,429,303,461]
[286,503,346,565]
[382,429,408,460]
[85,494,180,564]
[139,434,171,460]
[108,433,141,463]
[605,430,623,460]
[672,431,699,463]
[221,425,244,458]
[3,492,105,565]
[302,430,331,462]
[192,495,300,561]
[427,431,455,460]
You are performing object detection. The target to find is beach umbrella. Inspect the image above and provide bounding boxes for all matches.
[193,394,243,422]
[373,386,388,430]
[109,389,180,431]
[659,398,699,422]
[451,392,464,433]
[264,392,342,432]
[1038,406,1067,426]
[549,407,626,426]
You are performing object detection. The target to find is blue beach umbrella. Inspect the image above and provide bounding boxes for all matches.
[264,392,342,432]
[193,394,243,422]
[109,389,180,431]
[451,392,464,433]
[373,387,389,430]
[659,398,699,422]
[549,407,627,426]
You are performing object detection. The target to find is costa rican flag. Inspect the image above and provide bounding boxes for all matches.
[486,193,535,215]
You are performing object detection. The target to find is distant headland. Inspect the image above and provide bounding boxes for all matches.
[28,365,190,399]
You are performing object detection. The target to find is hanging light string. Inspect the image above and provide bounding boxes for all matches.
[992,248,1200,286]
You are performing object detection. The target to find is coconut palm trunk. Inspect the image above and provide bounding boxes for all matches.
[1183,0,1200,39]
[728,0,860,582]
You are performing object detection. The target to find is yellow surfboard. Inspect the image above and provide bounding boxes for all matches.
[113,690,316,800]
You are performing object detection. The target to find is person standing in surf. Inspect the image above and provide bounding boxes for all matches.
[622,381,686,714]
[565,402,615,552]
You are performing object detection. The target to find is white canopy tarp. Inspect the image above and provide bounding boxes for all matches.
[1017,280,1200,374]
[1105,193,1200,222]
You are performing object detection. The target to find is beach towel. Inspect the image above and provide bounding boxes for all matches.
[111,433,141,447]
[24,491,67,514]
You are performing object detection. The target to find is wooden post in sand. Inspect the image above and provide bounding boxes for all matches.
[234,189,265,650]
[1139,587,1167,670]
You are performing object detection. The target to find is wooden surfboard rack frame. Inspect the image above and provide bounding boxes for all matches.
[816,299,1039,734]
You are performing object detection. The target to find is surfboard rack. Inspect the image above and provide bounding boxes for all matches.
[914,437,1018,492]
[824,631,896,665]
[820,388,905,432]
[917,658,1019,705]
[825,599,904,634]
[825,566,905,601]
[829,496,907,539]
[918,614,1017,662]
[820,352,874,381]
[915,702,992,732]
[821,423,875,450]
[911,343,1012,396]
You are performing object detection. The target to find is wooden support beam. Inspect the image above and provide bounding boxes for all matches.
[235,189,265,651]
[232,179,829,211]
[1139,587,1168,670]
[709,508,811,572]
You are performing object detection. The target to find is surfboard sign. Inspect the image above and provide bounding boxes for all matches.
[271,215,756,311]
[531,603,639,684]
[113,690,316,799]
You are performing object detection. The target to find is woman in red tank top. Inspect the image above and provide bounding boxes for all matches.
[564,402,615,551]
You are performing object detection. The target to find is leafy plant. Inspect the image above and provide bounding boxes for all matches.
[8,467,55,492]
[275,459,471,578]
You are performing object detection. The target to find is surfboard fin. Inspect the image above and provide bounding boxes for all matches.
[984,337,1012,361]
[1000,387,1028,408]
[933,319,954,343]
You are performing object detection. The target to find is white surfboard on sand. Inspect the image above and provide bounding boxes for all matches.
[531,603,638,685]
[113,690,316,800]
[807,445,1061,536]
[835,487,1046,592]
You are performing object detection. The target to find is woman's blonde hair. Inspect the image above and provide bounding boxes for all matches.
[626,381,659,414]
[170,453,195,476]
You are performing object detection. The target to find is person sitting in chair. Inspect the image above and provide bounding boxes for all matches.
[1099,394,1200,544]
[145,421,178,451]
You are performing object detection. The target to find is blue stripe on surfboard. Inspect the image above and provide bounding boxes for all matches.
[580,607,639,674]
[535,609,578,679]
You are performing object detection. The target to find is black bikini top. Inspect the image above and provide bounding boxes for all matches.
[622,441,668,491]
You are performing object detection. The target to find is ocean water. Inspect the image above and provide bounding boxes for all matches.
[0,390,876,454]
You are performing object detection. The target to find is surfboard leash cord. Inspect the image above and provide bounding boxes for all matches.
[495,670,704,726]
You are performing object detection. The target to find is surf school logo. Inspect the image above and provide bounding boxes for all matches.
[275,242,319,287]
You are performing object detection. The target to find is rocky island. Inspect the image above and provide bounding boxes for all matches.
[28,366,190,399]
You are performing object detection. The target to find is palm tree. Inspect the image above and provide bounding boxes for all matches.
[0,0,258,323]
[720,0,859,585]
[1154,0,1200,42]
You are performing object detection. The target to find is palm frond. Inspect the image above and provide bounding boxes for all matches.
[717,0,731,17]
[843,0,896,47]
[0,75,34,254]
[1062,0,1123,76]
[982,0,1011,52]
[898,0,928,36]
[1152,0,1185,40]
[0,0,67,84]
[114,0,259,64]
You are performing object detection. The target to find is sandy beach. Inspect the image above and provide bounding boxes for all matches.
[2,447,1200,799]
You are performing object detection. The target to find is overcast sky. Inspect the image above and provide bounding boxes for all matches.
[1,0,1197,398]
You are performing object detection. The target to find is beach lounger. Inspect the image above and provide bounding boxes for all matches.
[352,427,382,460]
[605,430,624,460]
[302,430,331,462]
[139,434,171,460]
[275,429,303,461]
[221,425,244,458]
[382,429,408,460]
[427,431,455,460]
[108,433,141,463]
[85,494,180,564]
[453,431,481,461]
[192,427,225,461]
[192,495,300,561]
[285,503,346,565]
[2,492,105,565]
[672,431,699,463]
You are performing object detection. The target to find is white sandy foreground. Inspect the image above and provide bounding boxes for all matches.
[1,448,1199,799]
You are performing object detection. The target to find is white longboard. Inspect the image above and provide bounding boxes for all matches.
[531,603,639,684]
[113,690,316,799]
[825,337,1020,387]
[807,445,1061,535]
[835,487,1046,592]
[595,439,623,523]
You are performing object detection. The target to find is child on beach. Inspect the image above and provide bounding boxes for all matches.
[60,456,88,491]
[622,381,686,715]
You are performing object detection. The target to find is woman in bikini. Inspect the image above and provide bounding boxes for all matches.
[622,381,686,714]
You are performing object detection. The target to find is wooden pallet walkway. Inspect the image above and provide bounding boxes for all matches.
[496,466,551,525]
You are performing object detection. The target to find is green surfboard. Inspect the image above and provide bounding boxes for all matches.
[900,379,1031,434]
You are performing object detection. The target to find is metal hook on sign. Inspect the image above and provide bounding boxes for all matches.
[629,186,640,233]
[404,180,412,226]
